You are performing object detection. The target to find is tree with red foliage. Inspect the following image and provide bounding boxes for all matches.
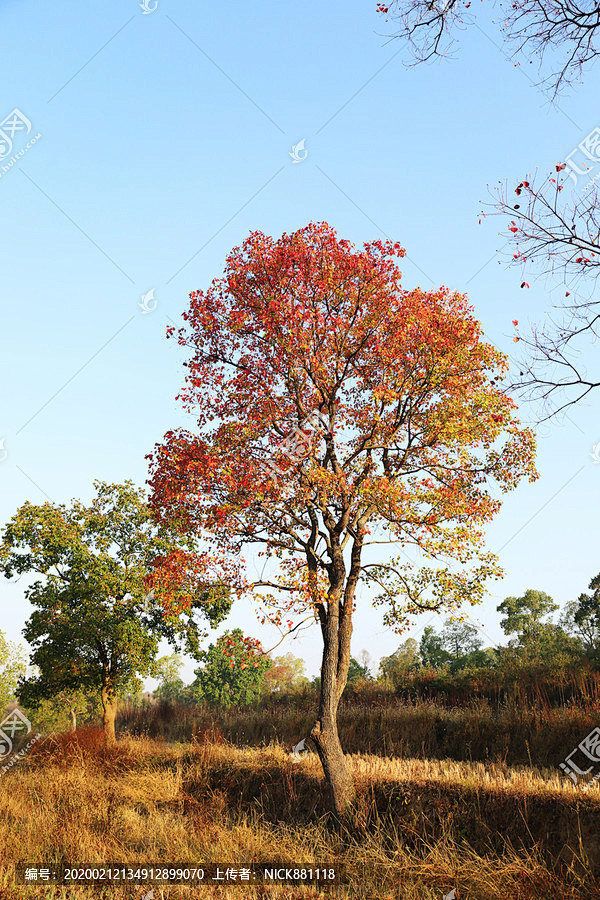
[191,629,272,708]
[147,222,537,819]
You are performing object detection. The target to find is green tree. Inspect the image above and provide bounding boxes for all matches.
[497,589,559,650]
[440,618,483,659]
[21,687,101,734]
[419,626,451,668]
[346,656,372,684]
[561,573,600,655]
[0,481,231,742]
[191,629,272,708]
[264,653,308,693]
[0,630,27,714]
[153,653,188,703]
[379,638,420,685]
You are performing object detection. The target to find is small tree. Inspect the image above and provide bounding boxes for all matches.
[440,618,484,659]
[561,572,600,654]
[497,589,559,652]
[0,481,231,742]
[153,653,187,703]
[148,223,537,818]
[21,687,101,734]
[346,656,372,684]
[191,629,272,708]
[419,626,451,668]
[0,630,27,714]
[379,637,420,685]
[264,652,309,693]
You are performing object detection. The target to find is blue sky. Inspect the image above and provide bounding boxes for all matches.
[0,0,598,682]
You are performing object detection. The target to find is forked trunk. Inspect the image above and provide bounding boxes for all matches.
[311,585,356,821]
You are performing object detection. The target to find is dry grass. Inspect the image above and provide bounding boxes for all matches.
[0,729,598,899]
[119,694,600,768]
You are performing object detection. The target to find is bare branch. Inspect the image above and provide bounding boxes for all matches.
[382,0,600,96]
[488,168,600,417]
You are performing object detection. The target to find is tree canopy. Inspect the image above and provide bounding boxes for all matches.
[0,630,26,714]
[497,589,559,647]
[0,480,231,741]
[191,628,272,708]
[147,221,537,817]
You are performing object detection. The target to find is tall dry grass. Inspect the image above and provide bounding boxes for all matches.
[0,728,598,899]
[118,693,600,769]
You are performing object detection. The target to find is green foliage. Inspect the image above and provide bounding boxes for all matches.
[346,656,372,684]
[419,626,451,668]
[153,653,194,703]
[496,589,586,667]
[0,630,27,714]
[20,687,101,734]
[388,623,494,681]
[191,629,272,708]
[264,653,309,693]
[561,572,600,655]
[448,646,498,674]
[440,618,483,658]
[379,638,420,685]
[497,589,558,648]
[0,481,231,728]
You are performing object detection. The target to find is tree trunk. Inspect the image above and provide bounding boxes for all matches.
[69,707,77,732]
[311,586,356,821]
[311,714,355,820]
[101,686,118,743]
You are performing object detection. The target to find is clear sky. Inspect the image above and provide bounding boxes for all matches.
[1,0,598,683]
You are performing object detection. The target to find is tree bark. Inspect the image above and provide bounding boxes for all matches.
[101,685,118,743]
[70,707,77,732]
[310,713,355,820]
[311,585,356,821]
[308,459,368,820]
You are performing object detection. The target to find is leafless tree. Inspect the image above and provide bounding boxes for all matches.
[488,167,600,417]
[381,0,600,96]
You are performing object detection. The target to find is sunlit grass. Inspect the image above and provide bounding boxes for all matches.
[0,730,597,899]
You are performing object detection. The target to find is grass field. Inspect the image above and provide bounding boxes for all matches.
[120,690,600,767]
[0,722,599,900]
